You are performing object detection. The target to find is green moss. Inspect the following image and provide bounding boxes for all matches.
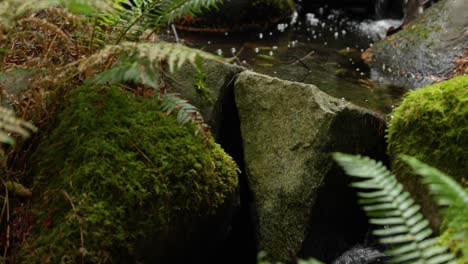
[387,75,468,180]
[387,75,468,259]
[439,202,468,264]
[20,85,238,263]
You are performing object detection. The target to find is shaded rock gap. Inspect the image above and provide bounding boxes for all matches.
[211,74,257,264]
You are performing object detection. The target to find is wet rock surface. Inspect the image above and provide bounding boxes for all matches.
[365,0,468,88]
[234,71,387,262]
[165,58,245,139]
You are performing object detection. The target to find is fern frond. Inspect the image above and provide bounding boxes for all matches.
[160,93,209,137]
[83,42,219,88]
[151,0,222,25]
[0,107,37,146]
[333,153,455,264]
[401,155,468,207]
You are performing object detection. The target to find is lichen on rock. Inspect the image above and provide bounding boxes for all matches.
[20,85,239,263]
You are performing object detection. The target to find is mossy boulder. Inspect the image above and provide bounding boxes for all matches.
[387,75,468,228]
[20,85,238,263]
[365,0,468,88]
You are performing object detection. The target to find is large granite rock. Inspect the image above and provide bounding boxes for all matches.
[234,71,387,262]
[364,0,468,88]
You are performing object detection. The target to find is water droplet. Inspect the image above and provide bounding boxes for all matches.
[225,32,229,36]
[207,41,211,44]
[255,47,259,53]
[216,49,223,56]
[334,32,339,39]
[269,51,274,56]
[272,46,278,50]
[231,47,236,54]
[259,33,263,39]
[356,68,360,72]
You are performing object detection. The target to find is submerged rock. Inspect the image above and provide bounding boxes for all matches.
[332,245,386,264]
[21,85,239,263]
[364,0,468,88]
[234,71,387,262]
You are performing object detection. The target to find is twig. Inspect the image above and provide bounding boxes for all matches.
[171,24,180,44]
[285,50,315,66]
[292,55,311,72]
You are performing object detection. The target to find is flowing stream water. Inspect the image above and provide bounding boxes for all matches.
[179,6,407,114]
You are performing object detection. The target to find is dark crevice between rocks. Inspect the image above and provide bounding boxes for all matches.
[299,109,389,263]
[209,75,257,264]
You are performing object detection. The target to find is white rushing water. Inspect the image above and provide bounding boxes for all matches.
[357,19,403,41]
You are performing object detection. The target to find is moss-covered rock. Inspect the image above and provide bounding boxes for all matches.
[365,0,468,88]
[387,75,468,228]
[20,85,238,263]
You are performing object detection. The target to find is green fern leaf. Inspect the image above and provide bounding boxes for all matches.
[160,93,210,138]
[333,153,455,264]
[401,155,468,207]
[0,107,36,145]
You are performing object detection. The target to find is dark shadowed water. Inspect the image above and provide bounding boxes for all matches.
[178,8,407,114]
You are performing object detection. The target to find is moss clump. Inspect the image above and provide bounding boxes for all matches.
[20,85,238,263]
[387,75,468,180]
[387,75,468,257]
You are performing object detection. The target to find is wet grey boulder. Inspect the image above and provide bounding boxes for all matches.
[234,71,387,262]
[165,58,245,139]
[365,0,468,88]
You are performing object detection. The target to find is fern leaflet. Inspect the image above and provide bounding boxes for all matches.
[333,153,456,264]
[400,155,468,208]
[0,107,36,145]
[160,93,209,138]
